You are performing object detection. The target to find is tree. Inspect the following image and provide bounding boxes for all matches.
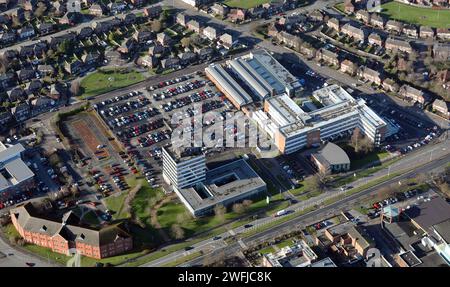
[350,127,362,152]
[176,211,192,224]
[0,54,9,74]
[232,203,245,214]
[438,182,450,197]
[70,80,81,96]
[409,50,418,62]
[214,204,226,222]
[242,200,252,209]
[350,127,373,155]
[359,136,374,154]
[377,184,396,201]
[414,173,427,185]
[24,10,32,21]
[9,235,19,245]
[160,8,169,23]
[57,40,73,55]
[70,185,80,198]
[171,224,185,239]
[180,37,191,48]
[310,174,324,193]
[34,2,47,18]
[424,55,433,67]
[151,20,162,33]
[11,16,21,28]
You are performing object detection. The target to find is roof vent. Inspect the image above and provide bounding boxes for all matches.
[41,225,47,232]
[80,234,85,240]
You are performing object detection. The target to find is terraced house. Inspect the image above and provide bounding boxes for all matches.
[341,23,365,42]
[385,38,413,54]
[10,203,133,259]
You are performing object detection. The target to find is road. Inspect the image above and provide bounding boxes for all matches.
[0,4,161,54]
[183,153,450,267]
[139,137,449,267]
[0,234,55,267]
[4,0,448,267]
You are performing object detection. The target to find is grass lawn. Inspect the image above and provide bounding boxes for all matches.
[381,1,450,28]
[335,3,345,13]
[331,156,401,188]
[290,177,315,196]
[275,238,294,249]
[24,244,71,266]
[351,150,390,170]
[224,0,271,9]
[258,246,275,255]
[80,69,145,98]
[104,192,130,220]
[156,189,291,239]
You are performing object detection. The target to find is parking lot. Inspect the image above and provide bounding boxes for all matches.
[362,94,442,154]
[92,71,238,190]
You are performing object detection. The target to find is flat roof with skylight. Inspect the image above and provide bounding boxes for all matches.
[175,158,266,216]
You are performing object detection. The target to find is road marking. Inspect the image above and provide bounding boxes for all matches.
[229,229,235,236]
[237,239,247,249]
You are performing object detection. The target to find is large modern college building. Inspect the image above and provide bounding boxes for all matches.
[205,49,302,109]
[253,85,387,154]
[162,146,266,217]
[205,50,386,155]
[162,146,206,190]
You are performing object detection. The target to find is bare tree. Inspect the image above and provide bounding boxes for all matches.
[424,55,433,67]
[151,20,162,33]
[180,37,191,48]
[409,50,418,62]
[350,127,362,152]
[0,54,9,74]
[176,211,192,225]
[34,2,47,18]
[310,174,324,193]
[232,203,245,214]
[438,182,450,197]
[70,80,81,96]
[70,185,80,198]
[359,137,374,154]
[11,16,21,28]
[414,173,427,184]
[171,224,185,239]
[214,204,226,222]
[377,184,396,201]
[242,200,252,209]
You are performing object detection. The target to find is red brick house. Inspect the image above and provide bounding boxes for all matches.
[432,99,450,119]
[344,0,355,14]
[10,203,133,259]
[340,59,357,76]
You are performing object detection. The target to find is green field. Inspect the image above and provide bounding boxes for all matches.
[381,1,450,28]
[104,192,130,220]
[224,0,271,9]
[80,69,145,98]
[335,2,345,13]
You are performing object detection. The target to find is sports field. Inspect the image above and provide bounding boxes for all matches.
[381,1,450,28]
[224,0,271,9]
[80,69,144,98]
